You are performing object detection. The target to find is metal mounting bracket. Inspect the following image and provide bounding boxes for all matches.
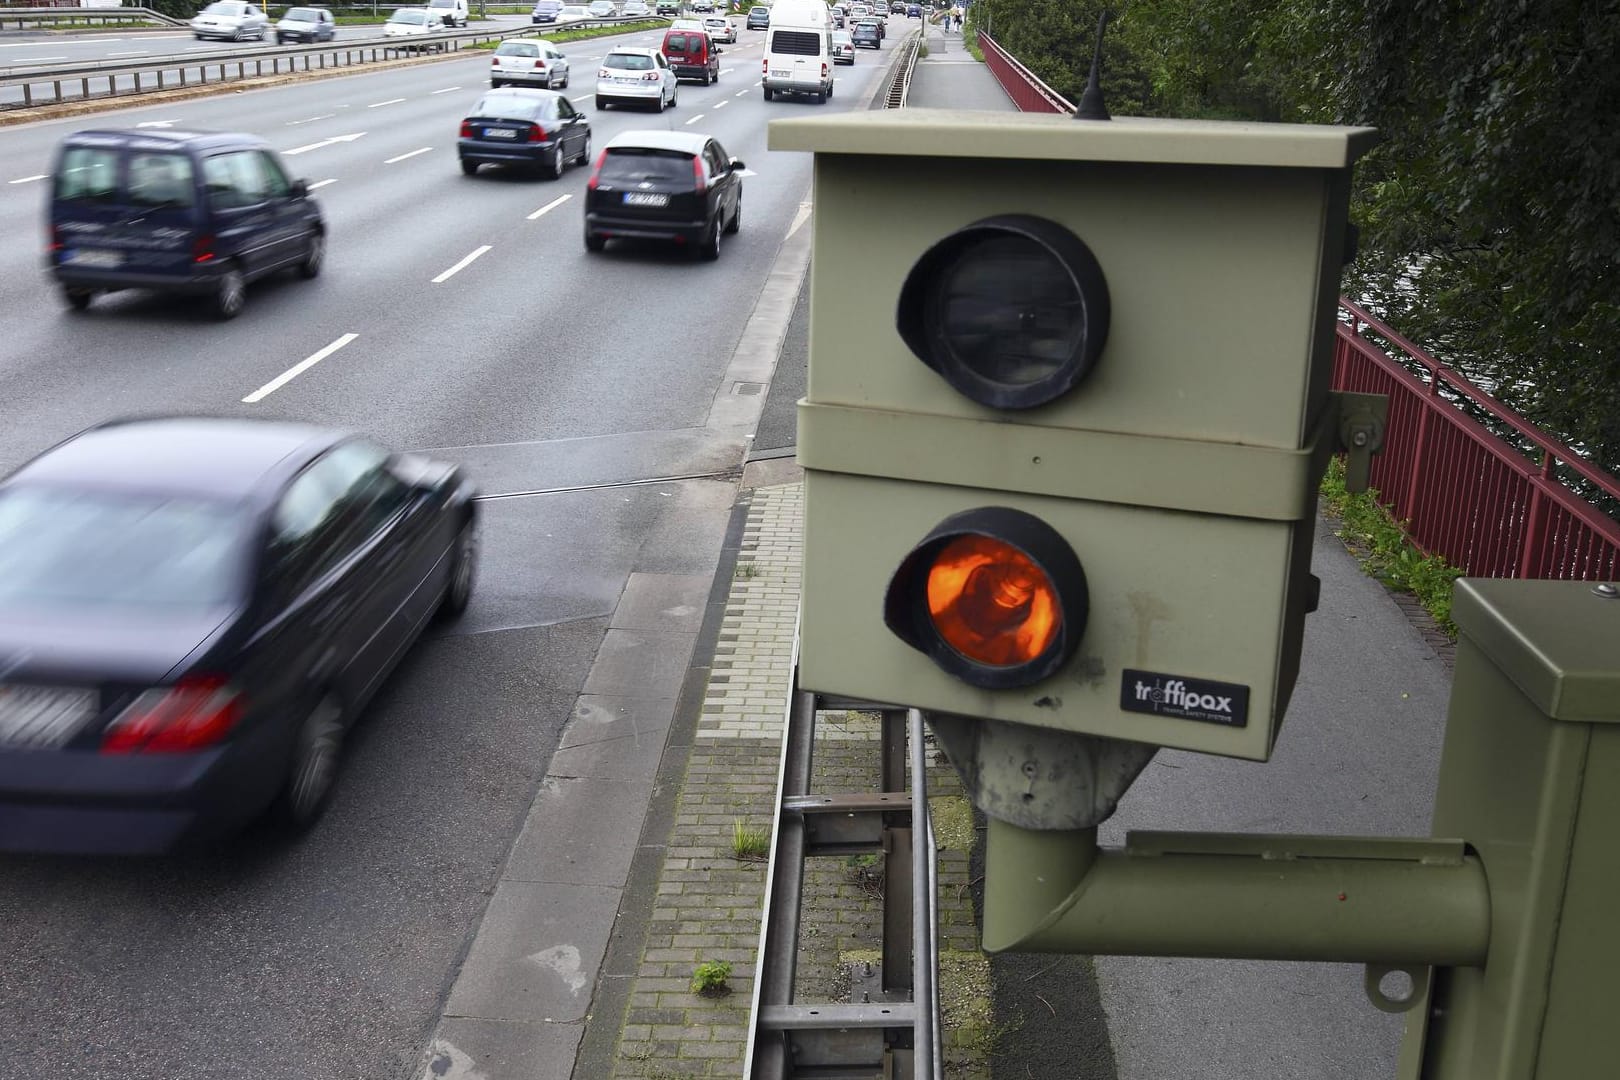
[1332,391,1389,494]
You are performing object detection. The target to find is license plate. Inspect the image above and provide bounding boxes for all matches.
[484,128,518,139]
[66,248,121,269]
[624,192,669,207]
[0,684,97,750]
[771,69,790,77]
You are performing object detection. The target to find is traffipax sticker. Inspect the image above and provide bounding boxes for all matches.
[1120,669,1250,728]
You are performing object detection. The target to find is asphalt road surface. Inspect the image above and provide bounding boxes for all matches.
[0,22,893,1080]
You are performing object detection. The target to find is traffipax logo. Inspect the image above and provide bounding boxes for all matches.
[1119,669,1250,728]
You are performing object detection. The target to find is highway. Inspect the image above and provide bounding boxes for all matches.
[0,21,891,1079]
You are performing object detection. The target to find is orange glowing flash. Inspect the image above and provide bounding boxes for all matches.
[924,535,1061,667]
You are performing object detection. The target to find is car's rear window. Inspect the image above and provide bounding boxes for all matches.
[285,7,320,18]
[0,488,244,611]
[604,52,654,69]
[54,146,120,203]
[600,147,694,183]
[391,10,427,23]
[664,32,703,52]
[126,152,196,209]
[770,29,822,54]
[473,93,551,119]
[497,41,540,55]
[202,1,248,13]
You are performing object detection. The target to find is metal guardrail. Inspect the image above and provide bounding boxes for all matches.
[0,5,183,28]
[0,16,662,108]
[745,661,943,1080]
[883,26,919,109]
[1335,300,1620,580]
[976,28,1072,114]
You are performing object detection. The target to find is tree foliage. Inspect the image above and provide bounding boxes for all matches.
[974,0,1620,478]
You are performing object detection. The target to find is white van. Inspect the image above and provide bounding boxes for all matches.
[426,0,469,26]
[762,0,832,102]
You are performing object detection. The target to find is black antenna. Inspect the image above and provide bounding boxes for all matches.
[1074,10,1112,121]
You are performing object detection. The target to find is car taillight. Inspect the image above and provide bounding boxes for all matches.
[192,234,216,264]
[47,225,62,253]
[822,62,829,77]
[643,71,660,81]
[586,149,608,190]
[527,123,547,143]
[599,67,610,77]
[693,153,706,193]
[762,58,767,73]
[102,675,244,754]
[460,120,475,137]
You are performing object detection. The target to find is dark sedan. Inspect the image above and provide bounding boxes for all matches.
[459,88,592,179]
[583,129,743,260]
[852,18,881,46]
[746,5,768,29]
[0,417,478,854]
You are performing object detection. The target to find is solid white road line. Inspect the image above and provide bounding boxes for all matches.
[431,245,491,284]
[713,99,728,108]
[307,178,339,190]
[14,56,68,63]
[8,175,46,185]
[108,50,150,57]
[431,85,462,93]
[287,113,336,125]
[384,147,433,164]
[367,97,407,108]
[684,113,705,125]
[242,333,358,404]
[527,193,571,220]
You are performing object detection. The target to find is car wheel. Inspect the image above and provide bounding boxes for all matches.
[461,158,479,176]
[542,146,563,180]
[213,266,246,320]
[561,72,570,88]
[724,195,740,234]
[585,228,605,253]
[596,95,609,109]
[440,519,478,617]
[62,287,93,312]
[574,133,591,166]
[698,216,720,261]
[491,77,503,88]
[826,80,833,98]
[195,32,205,39]
[814,90,825,103]
[276,33,285,43]
[271,694,345,833]
[298,230,324,279]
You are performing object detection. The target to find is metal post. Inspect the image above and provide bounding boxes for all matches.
[908,708,941,1079]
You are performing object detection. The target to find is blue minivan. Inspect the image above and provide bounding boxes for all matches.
[47,129,326,319]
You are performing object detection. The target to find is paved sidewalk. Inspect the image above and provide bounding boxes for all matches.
[905,24,1015,111]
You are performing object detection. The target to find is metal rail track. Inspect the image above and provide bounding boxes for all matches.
[883,27,920,109]
[744,657,943,1080]
[0,16,664,109]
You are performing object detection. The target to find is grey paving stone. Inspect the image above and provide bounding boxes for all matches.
[609,573,713,635]
[506,776,654,887]
[550,695,678,782]
[417,1017,582,1080]
[582,628,699,699]
[443,881,619,1025]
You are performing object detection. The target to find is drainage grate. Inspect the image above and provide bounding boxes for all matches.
[732,381,766,396]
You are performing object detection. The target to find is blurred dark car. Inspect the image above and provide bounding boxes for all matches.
[459,88,592,179]
[584,129,743,260]
[746,5,768,29]
[906,3,920,15]
[852,18,880,46]
[0,417,478,855]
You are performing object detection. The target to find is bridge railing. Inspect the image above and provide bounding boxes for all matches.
[975,28,1620,582]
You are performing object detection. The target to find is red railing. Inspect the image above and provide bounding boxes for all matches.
[978,32,1620,581]
[1334,302,1620,580]
[976,30,1073,114]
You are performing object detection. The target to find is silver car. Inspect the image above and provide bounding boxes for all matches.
[191,0,269,41]
[490,38,571,88]
[275,6,336,43]
[622,0,651,13]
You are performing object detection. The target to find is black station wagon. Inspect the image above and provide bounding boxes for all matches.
[47,129,326,320]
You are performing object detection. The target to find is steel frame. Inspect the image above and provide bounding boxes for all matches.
[744,661,942,1079]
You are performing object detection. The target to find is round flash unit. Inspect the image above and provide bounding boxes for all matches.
[897,215,1110,410]
[884,508,1089,690]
